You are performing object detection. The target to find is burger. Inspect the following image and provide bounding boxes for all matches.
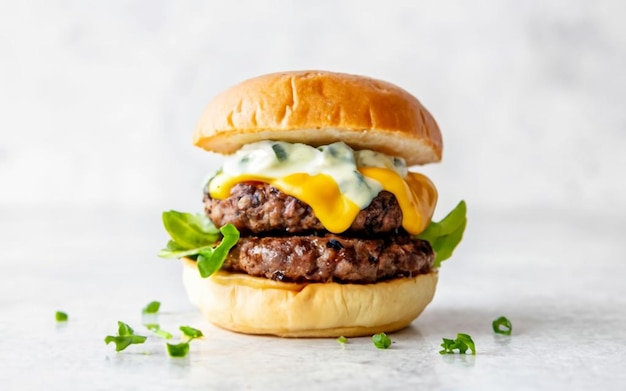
[159,70,466,337]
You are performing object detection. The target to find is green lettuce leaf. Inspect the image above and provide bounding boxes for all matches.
[161,211,220,249]
[417,200,467,268]
[158,211,240,278]
[197,224,239,277]
[158,240,216,259]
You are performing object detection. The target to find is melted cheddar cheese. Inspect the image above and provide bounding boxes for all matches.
[207,141,437,235]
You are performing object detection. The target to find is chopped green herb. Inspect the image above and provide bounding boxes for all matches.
[55,311,68,322]
[271,143,288,161]
[105,335,148,352]
[324,142,355,162]
[179,326,203,340]
[117,321,134,336]
[164,326,204,357]
[439,333,476,355]
[492,316,513,335]
[146,324,173,339]
[143,301,161,314]
[154,329,172,340]
[372,333,392,349]
[105,321,147,352]
[319,144,337,158]
[166,342,190,357]
[417,200,467,267]
[337,336,348,344]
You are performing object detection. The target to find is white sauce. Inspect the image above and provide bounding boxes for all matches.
[215,141,407,209]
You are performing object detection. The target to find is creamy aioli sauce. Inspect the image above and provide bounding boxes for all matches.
[210,141,408,210]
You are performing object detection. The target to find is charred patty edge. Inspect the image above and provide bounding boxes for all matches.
[204,182,404,235]
[222,233,434,284]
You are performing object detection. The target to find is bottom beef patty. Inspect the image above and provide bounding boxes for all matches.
[222,234,434,284]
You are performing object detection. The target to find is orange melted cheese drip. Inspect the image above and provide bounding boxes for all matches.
[209,168,437,235]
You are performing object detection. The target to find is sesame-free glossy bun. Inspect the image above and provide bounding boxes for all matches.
[181,258,438,337]
[193,71,442,166]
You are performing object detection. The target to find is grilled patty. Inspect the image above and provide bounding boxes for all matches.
[205,181,433,283]
[204,182,403,234]
[222,234,434,284]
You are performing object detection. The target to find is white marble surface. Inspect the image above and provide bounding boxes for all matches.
[1,206,624,390]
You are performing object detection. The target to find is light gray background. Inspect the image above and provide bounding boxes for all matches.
[1,2,626,390]
[2,0,625,217]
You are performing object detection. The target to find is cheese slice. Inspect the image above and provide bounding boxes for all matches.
[208,168,437,235]
[359,167,437,235]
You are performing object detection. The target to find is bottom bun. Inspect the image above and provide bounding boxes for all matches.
[181,258,438,337]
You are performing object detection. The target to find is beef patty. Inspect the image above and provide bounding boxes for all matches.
[222,234,434,284]
[204,182,403,234]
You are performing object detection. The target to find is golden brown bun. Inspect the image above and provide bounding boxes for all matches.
[193,71,442,166]
[181,258,438,337]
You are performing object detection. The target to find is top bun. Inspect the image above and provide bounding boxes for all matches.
[193,70,442,165]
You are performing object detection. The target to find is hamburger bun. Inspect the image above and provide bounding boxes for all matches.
[182,257,438,337]
[193,70,442,166]
[169,70,450,338]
